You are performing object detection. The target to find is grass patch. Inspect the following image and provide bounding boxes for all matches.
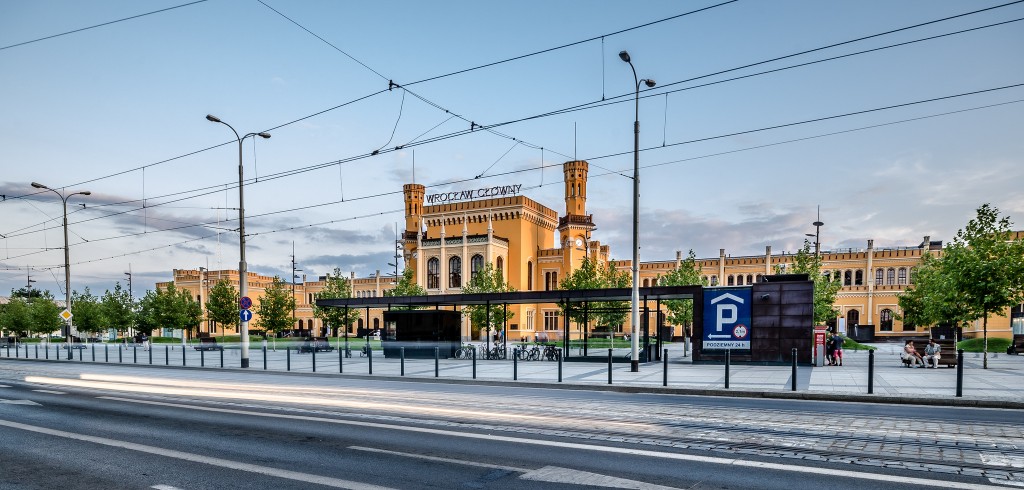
[839,335,876,351]
[957,337,1011,353]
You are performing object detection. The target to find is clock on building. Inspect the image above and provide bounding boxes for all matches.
[575,238,583,247]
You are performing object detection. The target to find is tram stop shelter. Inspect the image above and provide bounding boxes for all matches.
[315,286,704,363]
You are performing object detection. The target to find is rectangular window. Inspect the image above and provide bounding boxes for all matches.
[525,309,535,331]
[875,269,883,286]
[543,311,560,331]
[510,323,519,331]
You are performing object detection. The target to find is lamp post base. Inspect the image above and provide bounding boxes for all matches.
[241,358,249,368]
[631,360,639,372]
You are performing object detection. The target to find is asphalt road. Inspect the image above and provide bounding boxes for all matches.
[0,361,1021,489]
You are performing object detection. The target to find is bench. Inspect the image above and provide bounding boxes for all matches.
[900,339,956,368]
[299,337,334,353]
[194,337,224,351]
[1008,334,1024,355]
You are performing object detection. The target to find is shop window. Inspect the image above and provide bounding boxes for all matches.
[427,257,440,289]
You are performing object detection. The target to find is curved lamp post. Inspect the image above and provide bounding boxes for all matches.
[206,114,270,368]
[31,182,90,358]
[620,50,655,372]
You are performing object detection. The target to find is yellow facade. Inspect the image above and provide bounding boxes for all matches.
[161,160,1022,341]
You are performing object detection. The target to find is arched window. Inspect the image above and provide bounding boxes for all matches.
[527,261,533,290]
[449,256,462,288]
[855,270,863,286]
[846,309,860,327]
[736,275,744,286]
[746,274,753,285]
[875,268,884,286]
[710,275,718,286]
[909,267,917,284]
[496,257,504,280]
[471,254,484,281]
[727,275,735,286]
[880,308,894,331]
[897,267,907,285]
[643,278,649,287]
[427,257,440,289]
[887,268,896,285]
[373,318,379,329]
[357,318,364,329]
[755,274,762,283]
[844,270,852,286]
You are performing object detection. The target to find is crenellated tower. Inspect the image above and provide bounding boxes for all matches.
[558,160,596,269]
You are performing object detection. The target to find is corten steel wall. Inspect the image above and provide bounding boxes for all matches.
[694,280,813,365]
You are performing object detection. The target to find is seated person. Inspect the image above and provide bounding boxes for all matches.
[902,340,924,368]
[924,339,942,368]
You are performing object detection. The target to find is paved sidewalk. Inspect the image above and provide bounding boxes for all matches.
[3,341,1023,406]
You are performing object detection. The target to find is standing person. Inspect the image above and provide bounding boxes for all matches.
[902,340,924,368]
[834,334,844,366]
[825,334,837,366]
[924,339,942,368]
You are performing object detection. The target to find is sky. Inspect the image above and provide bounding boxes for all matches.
[1,0,1022,298]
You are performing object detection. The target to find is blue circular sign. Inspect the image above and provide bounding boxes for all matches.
[240,296,252,309]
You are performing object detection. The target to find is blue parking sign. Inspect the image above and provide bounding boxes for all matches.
[702,288,752,350]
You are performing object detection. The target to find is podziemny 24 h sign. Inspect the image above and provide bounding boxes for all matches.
[702,287,752,350]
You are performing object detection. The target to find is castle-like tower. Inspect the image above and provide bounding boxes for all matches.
[558,160,597,270]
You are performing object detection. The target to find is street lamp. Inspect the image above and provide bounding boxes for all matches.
[806,206,824,258]
[620,50,655,373]
[206,114,270,368]
[31,182,90,358]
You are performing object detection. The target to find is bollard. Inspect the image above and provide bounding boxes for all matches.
[725,349,731,389]
[165,345,169,366]
[45,344,49,360]
[435,346,440,378]
[338,346,343,374]
[220,348,224,368]
[791,348,797,392]
[608,348,613,385]
[133,345,137,364]
[182,346,186,366]
[35,344,39,359]
[201,349,205,367]
[312,347,317,373]
[104,344,108,362]
[368,344,373,375]
[663,348,669,387]
[513,348,518,381]
[868,349,875,394]
[149,346,153,365]
[119,346,123,364]
[400,347,405,376]
[76,345,81,361]
[91,344,94,362]
[956,349,964,397]
[557,349,563,383]
[265,346,268,371]
[472,346,477,379]
[287,347,291,371]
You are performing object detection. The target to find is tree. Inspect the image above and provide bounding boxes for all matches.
[384,268,427,308]
[897,252,972,331]
[661,250,708,337]
[70,288,105,337]
[313,268,362,337]
[101,283,136,338]
[0,296,31,337]
[462,263,515,340]
[776,240,842,325]
[135,290,161,336]
[134,284,201,340]
[256,276,295,342]
[10,287,42,300]
[28,291,62,338]
[205,279,238,339]
[941,204,1024,369]
[558,257,630,341]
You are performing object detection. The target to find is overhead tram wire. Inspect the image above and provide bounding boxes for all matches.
[5,79,1022,242]
[3,0,1015,207]
[9,97,1020,272]
[0,0,210,51]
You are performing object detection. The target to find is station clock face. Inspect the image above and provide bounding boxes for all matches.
[575,238,583,247]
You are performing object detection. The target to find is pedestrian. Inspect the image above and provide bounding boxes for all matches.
[902,340,924,368]
[825,334,837,366]
[833,334,844,366]
[924,339,942,368]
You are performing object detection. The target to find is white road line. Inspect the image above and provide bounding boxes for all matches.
[0,418,393,490]
[100,396,1007,490]
[350,445,524,472]
[31,389,65,394]
[989,479,1024,488]
[0,385,11,388]
[151,485,184,490]
[0,399,41,406]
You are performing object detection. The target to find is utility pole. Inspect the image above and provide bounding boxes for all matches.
[124,265,133,337]
[26,267,36,291]
[291,241,302,332]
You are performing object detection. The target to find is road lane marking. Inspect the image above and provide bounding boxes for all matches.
[0,399,41,406]
[0,418,393,490]
[0,385,11,388]
[101,396,1007,490]
[349,446,682,489]
[31,389,65,394]
[152,486,184,490]
[981,453,1024,468]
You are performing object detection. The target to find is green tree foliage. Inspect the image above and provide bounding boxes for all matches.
[775,240,842,325]
[10,287,42,300]
[0,296,32,336]
[135,290,161,336]
[28,291,62,337]
[313,268,361,335]
[100,283,135,337]
[70,288,105,336]
[462,263,515,338]
[256,276,295,338]
[558,257,631,337]
[133,284,202,339]
[660,250,708,335]
[205,279,238,338]
[941,204,1024,368]
[384,268,428,309]
[897,252,972,330]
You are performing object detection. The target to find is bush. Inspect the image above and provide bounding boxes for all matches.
[957,337,1011,353]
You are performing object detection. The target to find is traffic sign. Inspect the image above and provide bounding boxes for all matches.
[240,296,253,309]
[702,288,752,350]
[240,309,253,322]
[59,309,73,322]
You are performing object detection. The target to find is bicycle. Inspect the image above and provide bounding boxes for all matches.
[454,344,474,359]
[515,344,541,361]
[542,344,560,361]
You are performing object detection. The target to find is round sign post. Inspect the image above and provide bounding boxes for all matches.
[240,296,252,310]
